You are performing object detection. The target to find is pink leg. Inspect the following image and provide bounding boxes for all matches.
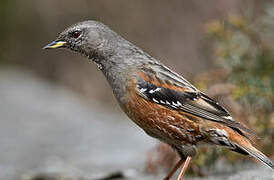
[164,159,183,180]
[176,156,192,180]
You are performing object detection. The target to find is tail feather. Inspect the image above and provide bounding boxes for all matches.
[236,143,274,169]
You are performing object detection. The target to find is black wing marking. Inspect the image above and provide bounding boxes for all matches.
[136,77,197,108]
[136,77,255,137]
[142,63,198,92]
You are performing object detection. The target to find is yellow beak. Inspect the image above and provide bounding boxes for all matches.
[43,40,67,49]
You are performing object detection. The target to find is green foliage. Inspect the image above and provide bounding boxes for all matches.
[194,3,274,171]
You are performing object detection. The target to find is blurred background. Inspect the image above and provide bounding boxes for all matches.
[0,0,273,179]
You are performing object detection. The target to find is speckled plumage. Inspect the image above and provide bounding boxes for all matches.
[44,20,274,180]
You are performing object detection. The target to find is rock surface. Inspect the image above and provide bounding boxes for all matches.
[0,67,273,180]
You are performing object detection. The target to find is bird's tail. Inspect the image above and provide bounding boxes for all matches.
[234,141,274,169]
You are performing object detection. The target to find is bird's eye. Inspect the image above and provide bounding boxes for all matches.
[71,31,81,39]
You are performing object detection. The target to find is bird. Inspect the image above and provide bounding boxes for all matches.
[43,20,274,180]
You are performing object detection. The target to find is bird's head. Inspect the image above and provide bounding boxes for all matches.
[43,20,117,61]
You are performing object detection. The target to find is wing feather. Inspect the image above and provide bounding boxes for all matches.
[136,70,256,137]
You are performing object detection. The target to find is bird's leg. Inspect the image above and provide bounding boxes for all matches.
[163,159,184,180]
[176,156,192,180]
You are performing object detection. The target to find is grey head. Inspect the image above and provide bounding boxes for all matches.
[43,20,154,71]
[44,21,119,61]
[43,20,156,103]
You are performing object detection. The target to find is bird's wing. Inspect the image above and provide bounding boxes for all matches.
[136,66,255,137]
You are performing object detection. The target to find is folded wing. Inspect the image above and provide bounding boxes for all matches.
[136,68,255,138]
